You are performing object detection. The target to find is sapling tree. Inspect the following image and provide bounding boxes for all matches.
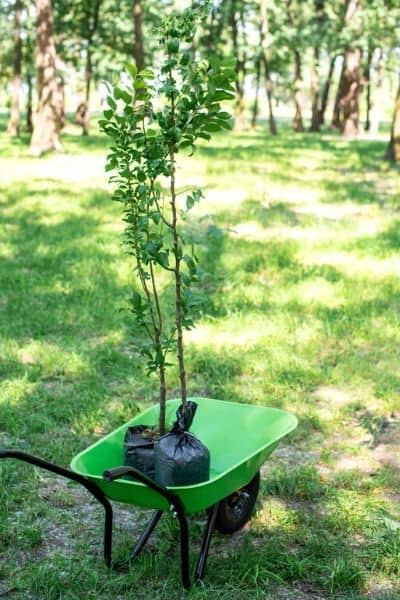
[100,5,234,434]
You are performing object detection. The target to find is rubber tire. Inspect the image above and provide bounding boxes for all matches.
[213,471,260,534]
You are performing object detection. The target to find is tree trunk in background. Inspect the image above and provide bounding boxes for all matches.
[332,59,345,128]
[26,73,33,132]
[370,49,384,135]
[76,0,102,136]
[293,51,304,132]
[260,0,277,135]
[230,0,246,131]
[251,54,261,129]
[364,47,372,131]
[29,0,63,156]
[309,47,321,132]
[341,47,362,138]
[385,75,400,162]
[319,55,336,124]
[7,0,22,136]
[133,0,144,70]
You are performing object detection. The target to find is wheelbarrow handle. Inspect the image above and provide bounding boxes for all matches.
[0,447,114,567]
[103,465,180,508]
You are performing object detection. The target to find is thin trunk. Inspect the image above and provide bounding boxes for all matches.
[309,47,320,132]
[385,73,400,162]
[170,150,187,408]
[319,55,336,124]
[168,64,187,411]
[364,47,373,131]
[7,0,22,136]
[26,73,33,132]
[332,59,345,128]
[78,0,102,136]
[293,51,304,132]
[370,49,384,135]
[230,0,245,131]
[133,0,144,71]
[341,47,362,138]
[260,0,277,135]
[251,54,261,129]
[78,47,92,135]
[29,0,63,156]
[264,61,277,135]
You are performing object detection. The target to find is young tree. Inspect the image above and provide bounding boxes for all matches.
[101,8,235,432]
[7,0,22,136]
[29,0,63,156]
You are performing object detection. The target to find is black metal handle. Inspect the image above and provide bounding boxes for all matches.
[103,465,179,507]
[0,448,113,567]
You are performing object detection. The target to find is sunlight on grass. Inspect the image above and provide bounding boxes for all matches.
[1,126,400,598]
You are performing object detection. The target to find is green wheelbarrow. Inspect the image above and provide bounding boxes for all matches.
[0,397,297,589]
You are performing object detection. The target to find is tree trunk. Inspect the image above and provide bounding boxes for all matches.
[364,47,372,131]
[293,51,304,132]
[332,59,345,128]
[29,0,63,156]
[260,0,277,135]
[309,47,321,132]
[331,0,361,135]
[7,0,22,136]
[385,74,400,162]
[230,0,246,131]
[370,49,384,136]
[251,54,261,129]
[319,55,336,125]
[133,0,144,71]
[26,73,33,132]
[341,47,362,138]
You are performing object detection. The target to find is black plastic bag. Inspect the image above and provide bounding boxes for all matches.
[154,401,210,486]
[123,425,156,479]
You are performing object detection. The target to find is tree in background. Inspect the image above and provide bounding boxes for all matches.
[385,72,400,162]
[7,0,22,136]
[29,0,63,156]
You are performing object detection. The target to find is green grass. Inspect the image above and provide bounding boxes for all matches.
[1,115,400,599]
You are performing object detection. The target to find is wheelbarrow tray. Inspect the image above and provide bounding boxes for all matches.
[71,397,297,514]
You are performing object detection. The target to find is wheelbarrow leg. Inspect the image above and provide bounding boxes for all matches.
[175,506,190,590]
[113,509,163,571]
[130,510,163,560]
[195,503,219,582]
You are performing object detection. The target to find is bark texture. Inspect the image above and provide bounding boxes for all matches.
[7,0,22,136]
[293,51,304,132]
[341,47,362,138]
[29,0,63,156]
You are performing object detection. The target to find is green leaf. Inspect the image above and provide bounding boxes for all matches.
[107,96,117,110]
[126,63,138,78]
[114,86,132,104]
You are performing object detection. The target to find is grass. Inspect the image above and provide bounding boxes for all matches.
[0,114,400,599]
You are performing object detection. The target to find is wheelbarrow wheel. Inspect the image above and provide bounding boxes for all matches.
[213,471,260,534]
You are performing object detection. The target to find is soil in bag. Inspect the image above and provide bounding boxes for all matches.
[123,425,156,479]
[154,401,210,486]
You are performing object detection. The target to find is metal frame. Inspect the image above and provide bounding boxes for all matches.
[0,451,219,589]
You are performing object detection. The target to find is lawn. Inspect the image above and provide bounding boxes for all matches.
[0,117,399,599]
